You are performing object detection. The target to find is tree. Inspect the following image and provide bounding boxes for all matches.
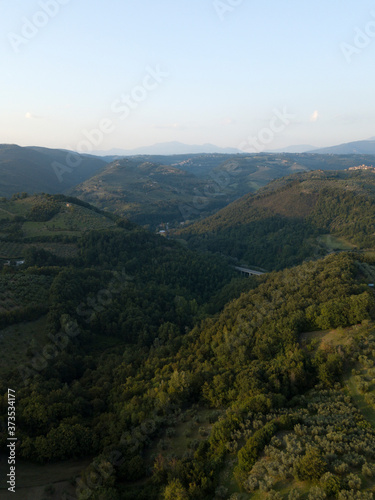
[163,479,189,500]
[293,448,327,481]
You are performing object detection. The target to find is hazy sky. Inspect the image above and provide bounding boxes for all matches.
[1,0,375,152]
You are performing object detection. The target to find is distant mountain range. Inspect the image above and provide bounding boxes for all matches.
[91,141,243,156]
[91,138,375,156]
[265,138,375,155]
[309,138,375,155]
[266,144,317,153]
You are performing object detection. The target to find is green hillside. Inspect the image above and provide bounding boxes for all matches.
[0,193,120,265]
[1,246,375,498]
[70,153,375,229]
[2,145,375,232]
[2,172,375,499]
[0,145,106,198]
[180,169,375,270]
[69,158,235,228]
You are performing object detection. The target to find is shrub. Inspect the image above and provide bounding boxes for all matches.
[307,486,326,500]
[293,448,327,481]
[319,472,341,496]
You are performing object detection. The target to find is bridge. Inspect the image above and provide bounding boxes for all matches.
[234,266,265,277]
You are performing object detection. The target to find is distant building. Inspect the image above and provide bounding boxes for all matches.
[348,165,375,171]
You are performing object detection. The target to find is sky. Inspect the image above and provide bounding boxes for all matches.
[1,0,375,153]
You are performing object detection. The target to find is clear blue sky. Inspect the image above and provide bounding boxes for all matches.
[1,0,375,152]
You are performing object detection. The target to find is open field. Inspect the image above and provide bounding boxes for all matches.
[22,204,116,238]
[300,326,356,351]
[317,234,356,251]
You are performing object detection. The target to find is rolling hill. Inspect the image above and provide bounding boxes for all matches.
[68,157,239,228]
[179,168,375,270]
[71,153,375,229]
[0,145,106,198]
[2,187,375,498]
[3,145,375,232]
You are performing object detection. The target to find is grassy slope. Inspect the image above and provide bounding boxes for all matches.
[0,145,106,198]
[70,154,375,229]
[0,195,118,259]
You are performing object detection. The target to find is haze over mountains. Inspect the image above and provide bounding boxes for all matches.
[5,0,375,496]
[0,144,106,198]
[3,141,375,498]
[91,141,243,156]
[266,144,317,153]
[89,137,375,156]
[3,143,375,229]
[310,138,375,155]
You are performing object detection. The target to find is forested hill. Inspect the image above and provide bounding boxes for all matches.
[0,145,106,197]
[70,153,375,229]
[68,158,233,228]
[2,246,375,498]
[179,169,375,271]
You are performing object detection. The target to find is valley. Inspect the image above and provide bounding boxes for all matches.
[1,153,375,499]
[4,1,375,498]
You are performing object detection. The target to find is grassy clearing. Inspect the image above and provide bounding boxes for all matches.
[144,407,219,464]
[0,198,34,218]
[21,204,116,238]
[29,242,79,259]
[345,374,375,426]
[300,326,356,352]
[318,234,356,251]
[301,324,375,426]
[301,322,375,431]
[344,329,375,426]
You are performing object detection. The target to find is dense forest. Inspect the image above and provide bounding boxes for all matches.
[1,190,375,498]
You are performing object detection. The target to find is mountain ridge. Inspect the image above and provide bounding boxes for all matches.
[89,141,243,156]
[309,138,375,155]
